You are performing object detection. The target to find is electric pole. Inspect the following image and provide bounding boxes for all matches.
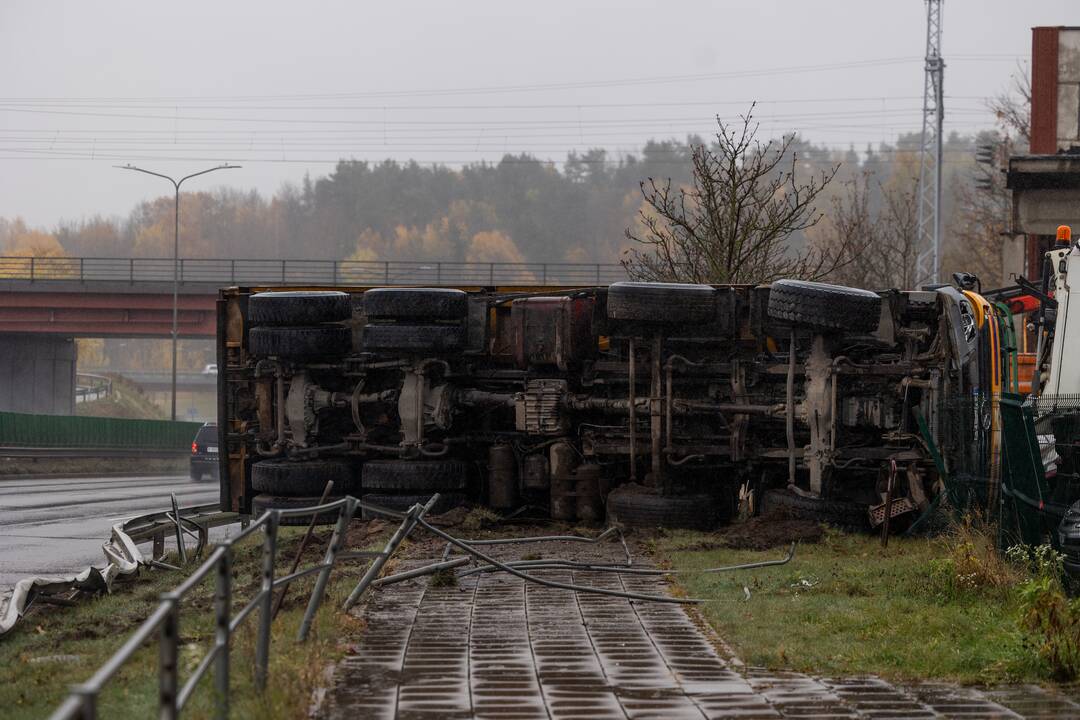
[915,0,944,287]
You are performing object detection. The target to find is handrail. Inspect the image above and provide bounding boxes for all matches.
[0,255,628,287]
[49,493,433,720]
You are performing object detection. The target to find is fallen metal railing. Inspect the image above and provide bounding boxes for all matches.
[49,493,430,720]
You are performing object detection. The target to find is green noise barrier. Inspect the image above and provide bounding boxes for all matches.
[0,411,202,450]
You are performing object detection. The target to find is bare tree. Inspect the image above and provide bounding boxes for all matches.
[988,63,1031,144]
[817,170,919,290]
[815,173,877,289]
[621,106,857,284]
[878,174,920,289]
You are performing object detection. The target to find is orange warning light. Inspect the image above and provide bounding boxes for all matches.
[1057,225,1073,246]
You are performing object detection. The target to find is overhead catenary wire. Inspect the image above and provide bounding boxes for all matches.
[0,53,1021,104]
[0,104,995,126]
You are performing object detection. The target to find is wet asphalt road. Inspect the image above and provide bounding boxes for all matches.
[0,474,219,590]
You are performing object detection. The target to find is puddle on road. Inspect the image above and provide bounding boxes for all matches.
[318,540,1080,720]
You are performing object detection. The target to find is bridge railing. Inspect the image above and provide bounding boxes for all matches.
[0,256,629,286]
[74,373,113,404]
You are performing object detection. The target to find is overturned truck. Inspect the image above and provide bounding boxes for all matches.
[216,278,1000,530]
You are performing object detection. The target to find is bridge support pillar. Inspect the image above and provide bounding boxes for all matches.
[0,334,76,415]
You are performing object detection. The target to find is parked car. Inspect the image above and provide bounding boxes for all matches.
[202,363,218,375]
[190,422,219,482]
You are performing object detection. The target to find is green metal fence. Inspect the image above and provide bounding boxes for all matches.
[0,411,202,450]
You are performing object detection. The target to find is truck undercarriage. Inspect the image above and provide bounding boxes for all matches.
[217,278,985,531]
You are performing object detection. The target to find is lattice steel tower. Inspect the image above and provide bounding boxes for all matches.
[915,0,944,286]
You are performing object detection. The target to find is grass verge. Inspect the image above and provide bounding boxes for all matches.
[653,524,1040,684]
[0,457,187,477]
[76,374,167,420]
[0,524,384,719]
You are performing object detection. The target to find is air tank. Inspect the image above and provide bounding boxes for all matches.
[487,443,519,510]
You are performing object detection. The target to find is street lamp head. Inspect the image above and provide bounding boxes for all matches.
[114,160,241,421]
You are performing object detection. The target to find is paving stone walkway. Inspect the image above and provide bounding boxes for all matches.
[319,539,1080,719]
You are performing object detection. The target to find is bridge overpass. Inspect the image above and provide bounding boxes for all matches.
[0,291,216,338]
[0,255,625,413]
[0,256,625,338]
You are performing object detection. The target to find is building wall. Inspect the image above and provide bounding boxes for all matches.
[1032,26,1080,154]
[1058,29,1080,150]
[0,334,76,415]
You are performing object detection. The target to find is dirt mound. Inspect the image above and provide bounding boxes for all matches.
[717,514,823,550]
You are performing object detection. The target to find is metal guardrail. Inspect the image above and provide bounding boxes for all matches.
[0,256,628,287]
[0,446,190,458]
[49,493,434,720]
[75,373,112,404]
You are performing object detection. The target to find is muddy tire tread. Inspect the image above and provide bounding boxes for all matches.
[251,458,359,496]
[249,291,352,326]
[248,325,352,358]
[607,282,716,324]
[767,279,881,333]
[606,490,717,530]
[363,288,468,321]
[362,460,469,491]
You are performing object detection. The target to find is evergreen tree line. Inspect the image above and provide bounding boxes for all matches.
[0,129,1005,280]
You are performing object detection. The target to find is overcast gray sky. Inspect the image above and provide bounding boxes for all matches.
[0,0,1072,228]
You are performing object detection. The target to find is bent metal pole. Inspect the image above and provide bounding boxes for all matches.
[342,493,441,610]
[414,516,702,604]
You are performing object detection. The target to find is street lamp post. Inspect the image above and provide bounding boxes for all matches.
[116,164,241,421]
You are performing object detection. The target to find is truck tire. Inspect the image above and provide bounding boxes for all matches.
[607,282,716,324]
[364,288,468,322]
[251,458,359,496]
[362,324,463,353]
[249,291,352,326]
[248,325,352,358]
[760,488,869,531]
[251,493,347,526]
[767,279,881,334]
[362,460,468,492]
[606,488,717,530]
[360,492,467,521]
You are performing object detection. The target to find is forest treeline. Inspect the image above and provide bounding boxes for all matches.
[0,130,1001,277]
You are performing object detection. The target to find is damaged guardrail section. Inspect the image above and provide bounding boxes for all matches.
[47,494,411,720]
[0,501,235,639]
